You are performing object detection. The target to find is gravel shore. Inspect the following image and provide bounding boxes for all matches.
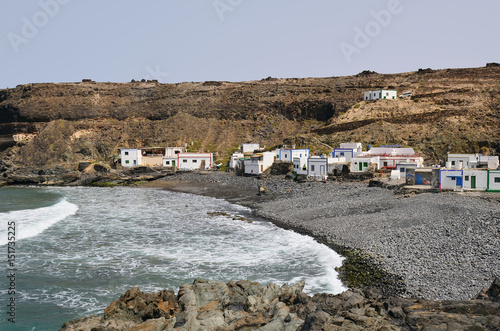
[152,171,500,301]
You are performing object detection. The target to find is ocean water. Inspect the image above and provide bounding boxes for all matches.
[0,186,346,330]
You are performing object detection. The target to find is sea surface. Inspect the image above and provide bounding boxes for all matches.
[0,186,345,330]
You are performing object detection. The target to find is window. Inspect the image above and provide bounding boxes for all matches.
[165,161,170,165]
[125,160,129,164]
[311,165,315,171]
[299,154,302,157]
[363,162,368,167]
[175,151,180,154]
[495,177,500,183]
[183,159,187,163]
[125,151,129,156]
[383,162,388,167]
[451,161,456,166]
[340,152,344,156]
[465,176,469,181]
[193,160,197,163]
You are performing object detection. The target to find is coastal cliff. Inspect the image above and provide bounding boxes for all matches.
[1,66,499,178]
[60,278,500,330]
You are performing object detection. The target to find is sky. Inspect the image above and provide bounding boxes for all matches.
[1,0,499,89]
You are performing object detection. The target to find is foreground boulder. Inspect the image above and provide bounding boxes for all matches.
[60,278,500,331]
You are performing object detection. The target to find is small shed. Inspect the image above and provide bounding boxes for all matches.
[487,170,500,192]
[439,169,463,191]
[308,157,328,179]
[293,157,308,175]
[462,169,488,191]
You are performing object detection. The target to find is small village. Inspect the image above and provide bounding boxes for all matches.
[119,89,500,193]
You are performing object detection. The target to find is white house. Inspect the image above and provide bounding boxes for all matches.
[395,163,419,178]
[332,143,363,162]
[121,149,142,167]
[439,169,463,191]
[229,152,244,170]
[177,153,214,170]
[244,152,275,175]
[363,147,423,170]
[307,157,328,179]
[351,157,374,172]
[165,147,184,158]
[363,90,397,101]
[447,154,474,169]
[242,143,260,154]
[162,157,177,168]
[277,149,310,162]
[447,154,499,169]
[293,157,308,175]
[462,169,488,191]
[487,170,500,192]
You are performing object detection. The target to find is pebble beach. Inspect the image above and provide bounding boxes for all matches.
[153,171,500,301]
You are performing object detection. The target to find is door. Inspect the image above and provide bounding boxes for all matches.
[416,174,423,185]
[471,176,476,189]
[456,177,463,188]
[172,160,175,167]
[320,165,326,175]
[359,163,363,171]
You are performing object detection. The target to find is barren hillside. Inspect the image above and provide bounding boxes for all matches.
[0,66,499,171]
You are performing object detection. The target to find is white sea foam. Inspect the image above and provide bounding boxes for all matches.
[0,199,78,246]
[3,187,347,330]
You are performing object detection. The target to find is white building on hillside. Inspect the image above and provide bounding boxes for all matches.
[242,143,260,154]
[277,148,309,162]
[293,157,308,175]
[363,90,397,101]
[351,147,423,172]
[307,157,328,179]
[332,143,363,162]
[244,152,275,175]
[488,170,500,192]
[165,147,184,157]
[177,153,214,170]
[462,170,488,191]
[447,154,499,169]
[229,152,244,170]
[121,149,142,167]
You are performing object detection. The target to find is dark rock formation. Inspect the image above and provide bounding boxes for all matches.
[60,278,500,331]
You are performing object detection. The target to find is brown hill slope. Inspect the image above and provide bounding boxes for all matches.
[0,66,499,170]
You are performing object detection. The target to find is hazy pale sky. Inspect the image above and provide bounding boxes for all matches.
[1,0,498,88]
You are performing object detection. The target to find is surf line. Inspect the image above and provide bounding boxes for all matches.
[6,220,16,323]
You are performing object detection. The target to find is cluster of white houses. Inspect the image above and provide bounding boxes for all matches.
[120,147,214,170]
[120,144,500,192]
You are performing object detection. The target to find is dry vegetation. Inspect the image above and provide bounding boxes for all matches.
[0,66,499,168]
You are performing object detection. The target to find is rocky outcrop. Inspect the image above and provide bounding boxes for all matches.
[60,278,500,331]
